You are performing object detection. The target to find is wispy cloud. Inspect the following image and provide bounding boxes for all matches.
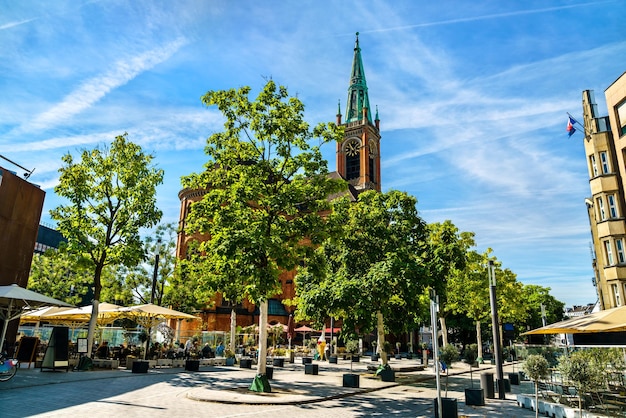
[0,18,37,30]
[358,1,615,34]
[12,37,188,135]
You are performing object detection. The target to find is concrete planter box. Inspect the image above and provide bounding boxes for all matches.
[185,360,199,371]
[378,367,395,382]
[272,358,284,367]
[464,388,484,406]
[351,355,360,362]
[508,372,519,385]
[225,357,235,366]
[302,357,312,365]
[240,358,253,369]
[342,373,359,388]
[329,355,338,364]
[304,364,318,375]
[434,397,458,418]
[132,360,149,373]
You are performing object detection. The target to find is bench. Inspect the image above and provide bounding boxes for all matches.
[92,359,119,369]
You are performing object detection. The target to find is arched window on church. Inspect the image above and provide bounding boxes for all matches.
[369,142,377,184]
[344,139,360,181]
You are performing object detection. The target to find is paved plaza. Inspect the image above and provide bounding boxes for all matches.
[0,357,542,417]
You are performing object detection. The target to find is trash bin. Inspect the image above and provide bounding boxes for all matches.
[480,372,494,399]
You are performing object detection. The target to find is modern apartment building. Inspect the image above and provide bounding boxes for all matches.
[583,71,626,309]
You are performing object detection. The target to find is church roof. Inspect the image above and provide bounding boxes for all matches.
[345,32,372,124]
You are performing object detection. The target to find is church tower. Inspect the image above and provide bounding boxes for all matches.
[336,32,381,192]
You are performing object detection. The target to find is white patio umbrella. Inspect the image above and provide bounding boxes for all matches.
[0,284,73,352]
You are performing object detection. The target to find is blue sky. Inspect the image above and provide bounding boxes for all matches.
[2,0,625,308]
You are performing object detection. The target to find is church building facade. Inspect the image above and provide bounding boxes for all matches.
[175,34,381,335]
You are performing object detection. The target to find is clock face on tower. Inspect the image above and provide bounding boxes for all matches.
[345,140,360,157]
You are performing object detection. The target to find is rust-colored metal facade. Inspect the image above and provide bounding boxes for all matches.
[0,166,45,348]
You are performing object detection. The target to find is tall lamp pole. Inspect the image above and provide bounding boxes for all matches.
[488,260,505,399]
[150,238,162,305]
[430,289,442,418]
[144,238,161,360]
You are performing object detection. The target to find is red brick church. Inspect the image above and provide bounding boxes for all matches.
[175,33,382,337]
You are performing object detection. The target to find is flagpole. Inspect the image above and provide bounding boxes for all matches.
[567,112,590,136]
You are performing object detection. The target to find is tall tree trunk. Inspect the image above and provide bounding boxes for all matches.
[256,300,268,375]
[86,299,99,357]
[87,263,103,358]
[230,309,237,353]
[377,311,387,365]
[476,320,483,363]
[440,316,449,347]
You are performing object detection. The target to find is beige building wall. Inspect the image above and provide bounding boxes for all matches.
[583,72,626,310]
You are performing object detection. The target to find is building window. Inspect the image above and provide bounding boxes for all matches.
[605,240,614,265]
[613,283,621,306]
[600,151,610,174]
[608,194,619,218]
[617,239,626,264]
[597,197,606,220]
[590,154,598,176]
[617,100,626,137]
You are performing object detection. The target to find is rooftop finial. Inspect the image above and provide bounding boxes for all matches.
[355,32,359,49]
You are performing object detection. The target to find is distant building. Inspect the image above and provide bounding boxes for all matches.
[582,71,626,309]
[564,303,597,318]
[35,224,66,254]
[176,34,381,334]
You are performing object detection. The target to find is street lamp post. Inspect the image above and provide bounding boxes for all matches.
[144,238,161,360]
[488,260,506,399]
[430,289,442,418]
[150,238,162,305]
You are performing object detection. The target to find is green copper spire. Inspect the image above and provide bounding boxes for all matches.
[345,32,372,124]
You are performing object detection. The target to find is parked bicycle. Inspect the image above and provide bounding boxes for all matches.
[0,351,18,381]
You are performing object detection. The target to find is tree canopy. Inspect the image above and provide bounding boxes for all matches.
[295,190,431,364]
[50,133,163,355]
[181,80,345,388]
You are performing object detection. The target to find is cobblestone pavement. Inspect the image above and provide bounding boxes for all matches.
[0,358,540,417]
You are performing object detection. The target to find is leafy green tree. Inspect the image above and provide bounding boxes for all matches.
[296,190,431,366]
[427,221,475,347]
[51,133,164,356]
[522,354,550,418]
[27,248,93,305]
[182,80,344,392]
[558,350,605,416]
[446,249,491,361]
[122,223,177,305]
[521,285,566,332]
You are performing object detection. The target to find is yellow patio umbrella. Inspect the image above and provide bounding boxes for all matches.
[523,305,626,335]
[20,306,74,322]
[42,302,125,325]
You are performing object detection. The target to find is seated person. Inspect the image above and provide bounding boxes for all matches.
[95,341,109,359]
[201,343,213,358]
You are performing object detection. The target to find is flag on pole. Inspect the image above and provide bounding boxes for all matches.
[567,116,578,137]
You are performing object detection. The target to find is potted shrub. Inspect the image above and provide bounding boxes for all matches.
[435,344,460,418]
[521,354,549,418]
[272,347,285,367]
[224,348,236,366]
[375,363,395,382]
[345,339,359,362]
[557,350,604,418]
